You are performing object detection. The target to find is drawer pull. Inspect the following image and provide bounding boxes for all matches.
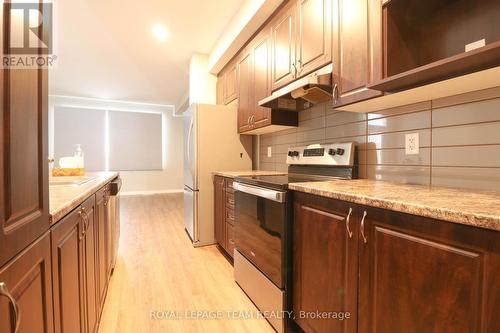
[361,211,368,243]
[0,282,20,333]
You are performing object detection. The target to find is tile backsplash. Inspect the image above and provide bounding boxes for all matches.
[258,86,500,191]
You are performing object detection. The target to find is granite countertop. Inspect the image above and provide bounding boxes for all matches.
[49,172,119,224]
[213,170,287,178]
[289,179,500,232]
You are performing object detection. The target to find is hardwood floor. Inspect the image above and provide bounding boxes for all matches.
[98,194,275,333]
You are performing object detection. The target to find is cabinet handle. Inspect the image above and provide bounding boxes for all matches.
[360,211,368,243]
[247,116,251,127]
[297,59,302,75]
[228,239,235,245]
[79,209,87,240]
[345,207,353,238]
[291,63,297,77]
[0,282,21,333]
[333,83,339,105]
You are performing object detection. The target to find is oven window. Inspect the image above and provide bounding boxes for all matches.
[235,190,285,288]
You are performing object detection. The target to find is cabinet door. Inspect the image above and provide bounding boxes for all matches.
[95,186,109,312]
[0,232,53,333]
[237,52,253,133]
[216,76,225,105]
[252,31,272,129]
[0,1,49,267]
[224,63,238,104]
[82,196,98,333]
[293,193,358,333]
[214,176,225,247]
[332,0,382,107]
[51,208,86,333]
[297,0,332,77]
[358,206,500,333]
[271,2,297,90]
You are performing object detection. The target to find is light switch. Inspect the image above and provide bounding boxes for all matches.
[267,146,272,157]
[405,133,419,155]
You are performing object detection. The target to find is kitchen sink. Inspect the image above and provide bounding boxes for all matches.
[49,176,96,187]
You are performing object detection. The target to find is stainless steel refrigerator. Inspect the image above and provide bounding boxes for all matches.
[183,103,252,247]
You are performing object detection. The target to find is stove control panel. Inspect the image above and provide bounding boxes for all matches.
[286,142,355,166]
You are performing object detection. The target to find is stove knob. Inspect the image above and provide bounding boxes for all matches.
[293,151,300,157]
[328,148,336,156]
[287,151,294,157]
[336,148,345,156]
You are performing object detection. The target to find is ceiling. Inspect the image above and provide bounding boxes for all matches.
[49,0,245,106]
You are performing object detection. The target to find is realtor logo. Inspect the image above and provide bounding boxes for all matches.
[3,2,56,68]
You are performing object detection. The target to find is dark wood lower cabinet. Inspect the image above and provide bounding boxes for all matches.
[214,176,236,259]
[293,193,358,333]
[358,205,500,333]
[96,186,110,313]
[82,196,98,333]
[51,206,86,333]
[0,232,54,333]
[293,192,500,333]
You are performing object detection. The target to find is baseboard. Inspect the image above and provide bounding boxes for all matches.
[120,189,183,196]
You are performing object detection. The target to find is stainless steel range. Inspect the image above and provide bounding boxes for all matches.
[233,142,357,333]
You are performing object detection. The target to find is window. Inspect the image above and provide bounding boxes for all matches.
[53,106,163,171]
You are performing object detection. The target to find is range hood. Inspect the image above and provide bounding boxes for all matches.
[258,63,333,111]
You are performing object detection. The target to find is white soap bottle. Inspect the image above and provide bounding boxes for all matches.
[74,144,84,169]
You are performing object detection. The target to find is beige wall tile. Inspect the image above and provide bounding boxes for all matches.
[367,129,431,150]
[325,111,367,126]
[260,162,275,171]
[432,122,500,146]
[326,121,366,139]
[298,103,326,121]
[274,153,288,165]
[275,132,297,145]
[366,165,431,185]
[298,116,326,132]
[432,98,500,127]
[432,167,500,192]
[432,145,500,167]
[296,128,325,143]
[366,148,431,166]
[367,111,431,134]
[275,163,288,173]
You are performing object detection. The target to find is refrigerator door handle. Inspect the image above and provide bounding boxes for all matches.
[187,117,194,165]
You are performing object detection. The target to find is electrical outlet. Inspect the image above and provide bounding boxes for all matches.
[267,146,272,157]
[405,133,419,155]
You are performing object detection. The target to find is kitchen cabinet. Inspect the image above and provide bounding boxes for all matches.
[0,3,49,266]
[331,0,382,107]
[237,51,253,133]
[270,1,297,90]
[96,185,110,313]
[251,31,272,129]
[224,62,238,104]
[0,232,53,333]
[51,206,86,333]
[293,193,358,333]
[293,192,500,333]
[369,0,500,92]
[82,196,99,333]
[216,77,225,105]
[213,176,236,259]
[296,0,332,77]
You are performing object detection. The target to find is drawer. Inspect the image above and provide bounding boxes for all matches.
[225,192,235,208]
[225,207,235,225]
[226,224,235,257]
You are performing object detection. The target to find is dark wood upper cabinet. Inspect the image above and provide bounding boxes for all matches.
[271,2,297,90]
[237,51,253,133]
[369,0,500,92]
[332,0,383,107]
[216,77,225,105]
[0,232,54,333]
[224,62,238,104]
[293,193,358,333]
[0,1,49,266]
[252,31,272,129]
[296,0,332,77]
[358,205,500,333]
[51,207,86,333]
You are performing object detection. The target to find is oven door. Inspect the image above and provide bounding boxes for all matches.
[234,182,287,288]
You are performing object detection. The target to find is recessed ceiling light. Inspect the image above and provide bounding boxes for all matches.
[152,23,169,41]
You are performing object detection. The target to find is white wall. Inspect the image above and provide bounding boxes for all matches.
[49,95,184,194]
[189,53,217,105]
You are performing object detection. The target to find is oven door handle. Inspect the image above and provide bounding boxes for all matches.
[233,182,286,203]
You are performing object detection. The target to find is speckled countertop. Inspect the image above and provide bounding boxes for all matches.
[49,172,119,224]
[289,179,500,232]
[213,170,287,178]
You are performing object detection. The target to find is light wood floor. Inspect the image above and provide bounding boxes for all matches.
[98,193,275,333]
